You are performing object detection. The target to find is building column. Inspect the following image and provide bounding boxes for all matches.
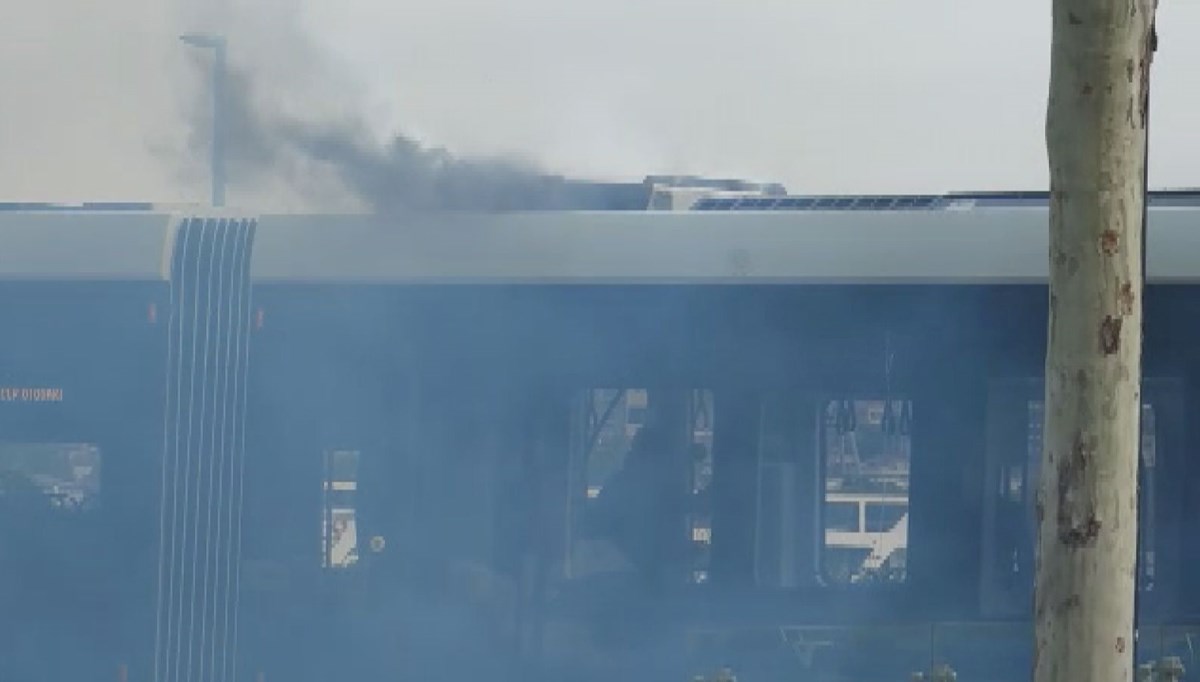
[709,389,760,588]
[750,391,822,589]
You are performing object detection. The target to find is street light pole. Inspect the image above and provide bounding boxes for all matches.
[180,33,227,208]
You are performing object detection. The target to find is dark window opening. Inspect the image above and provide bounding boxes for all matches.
[571,389,714,585]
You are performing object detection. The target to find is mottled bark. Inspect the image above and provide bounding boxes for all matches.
[1036,2,1156,682]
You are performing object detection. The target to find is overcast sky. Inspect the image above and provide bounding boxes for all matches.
[2,0,1198,206]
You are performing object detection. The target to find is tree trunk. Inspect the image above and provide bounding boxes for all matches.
[1036,2,1156,682]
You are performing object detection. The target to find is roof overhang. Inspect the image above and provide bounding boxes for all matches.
[249,208,1200,285]
[4,206,1200,286]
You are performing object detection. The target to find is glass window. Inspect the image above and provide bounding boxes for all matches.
[821,399,911,585]
[322,449,360,570]
[586,389,641,498]
[0,442,100,511]
[570,388,713,585]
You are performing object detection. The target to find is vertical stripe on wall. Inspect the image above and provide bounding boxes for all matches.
[153,217,257,682]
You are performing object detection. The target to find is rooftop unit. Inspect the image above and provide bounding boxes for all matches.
[644,175,789,211]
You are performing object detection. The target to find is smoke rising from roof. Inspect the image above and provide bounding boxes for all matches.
[189,63,627,213]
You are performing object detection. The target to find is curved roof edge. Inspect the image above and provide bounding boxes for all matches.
[0,210,259,282]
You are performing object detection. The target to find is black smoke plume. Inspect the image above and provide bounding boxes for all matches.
[190,65,643,212]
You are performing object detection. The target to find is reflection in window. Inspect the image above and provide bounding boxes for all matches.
[822,399,911,584]
[322,449,359,570]
[586,389,643,499]
[0,443,100,511]
[572,389,714,584]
